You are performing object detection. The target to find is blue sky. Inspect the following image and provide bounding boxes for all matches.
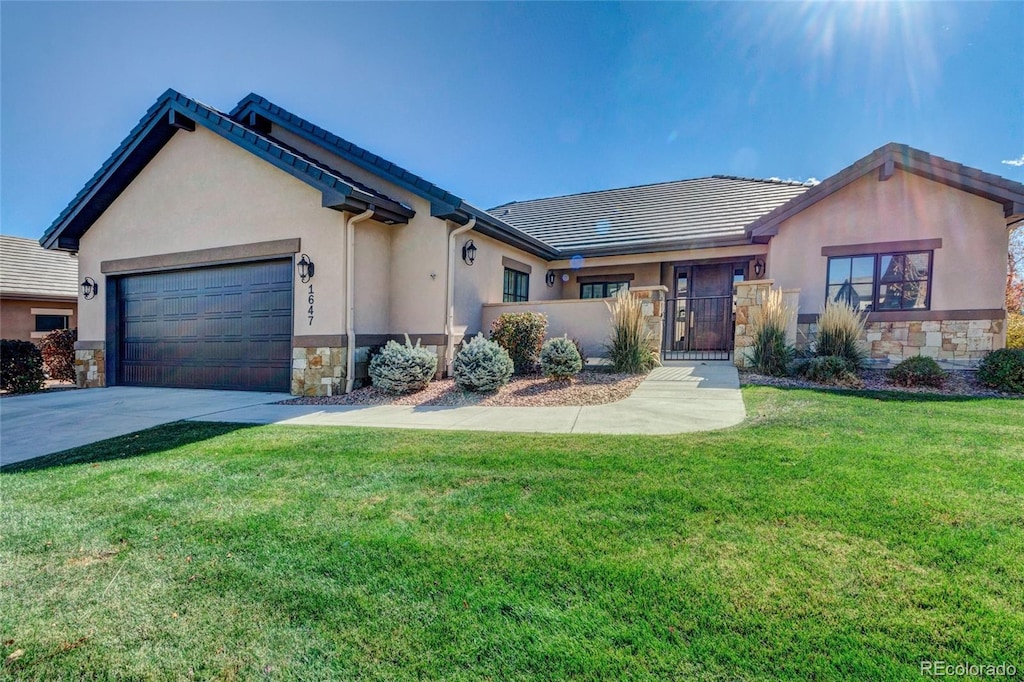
[2,1,1021,240]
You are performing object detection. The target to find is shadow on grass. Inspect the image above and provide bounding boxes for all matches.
[744,382,1023,404]
[0,421,256,474]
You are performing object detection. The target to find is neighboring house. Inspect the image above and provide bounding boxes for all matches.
[0,235,78,343]
[40,89,1024,394]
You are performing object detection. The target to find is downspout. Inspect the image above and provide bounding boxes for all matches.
[445,217,477,374]
[345,207,375,394]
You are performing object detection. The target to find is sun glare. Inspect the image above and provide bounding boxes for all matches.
[724,0,951,108]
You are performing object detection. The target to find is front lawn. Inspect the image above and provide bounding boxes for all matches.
[2,388,1022,680]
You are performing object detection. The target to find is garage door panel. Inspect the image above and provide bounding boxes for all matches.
[120,260,292,391]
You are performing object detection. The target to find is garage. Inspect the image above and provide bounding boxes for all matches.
[118,260,292,392]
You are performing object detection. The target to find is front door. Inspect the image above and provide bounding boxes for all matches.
[665,263,739,358]
[689,264,734,350]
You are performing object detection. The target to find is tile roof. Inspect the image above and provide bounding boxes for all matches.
[489,176,813,256]
[1,235,79,299]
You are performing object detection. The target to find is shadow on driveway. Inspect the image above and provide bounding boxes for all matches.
[0,421,256,474]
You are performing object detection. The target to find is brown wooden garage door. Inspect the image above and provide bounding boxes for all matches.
[119,260,292,391]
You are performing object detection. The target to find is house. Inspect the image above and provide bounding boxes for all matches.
[0,235,78,343]
[40,89,1024,394]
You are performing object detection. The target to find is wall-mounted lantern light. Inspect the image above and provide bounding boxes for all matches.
[753,258,766,279]
[81,277,99,300]
[545,271,556,287]
[297,254,315,283]
[462,239,477,266]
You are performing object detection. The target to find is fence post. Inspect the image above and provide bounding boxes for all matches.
[630,286,668,354]
[733,279,774,368]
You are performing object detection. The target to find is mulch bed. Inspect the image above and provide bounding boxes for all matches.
[741,368,1020,398]
[279,370,646,407]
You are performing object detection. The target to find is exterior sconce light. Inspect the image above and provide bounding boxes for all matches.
[81,277,99,300]
[462,239,477,265]
[561,273,570,283]
[297,254,315,283]
[753,258,766,278]
[545,271,556,287]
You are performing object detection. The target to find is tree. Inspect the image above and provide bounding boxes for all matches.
[1008,224,1024,314]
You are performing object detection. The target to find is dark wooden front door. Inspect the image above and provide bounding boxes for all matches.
[689,264,734,350]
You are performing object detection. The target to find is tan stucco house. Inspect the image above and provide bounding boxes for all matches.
[40,90,1024,394]
[1,235,78,343]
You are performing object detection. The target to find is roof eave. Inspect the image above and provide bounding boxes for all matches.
[456,205,560,260]
[565,235,754,259]
[232,96,466,219]
[746,144,1024,240]
[41,91,415,252]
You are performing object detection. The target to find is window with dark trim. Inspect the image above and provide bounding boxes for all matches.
[826,251,932,312]
[35,315,69,333]
[503,268,529,302]
[580,281,629,299]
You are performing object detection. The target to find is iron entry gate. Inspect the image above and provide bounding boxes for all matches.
[662,295,734,361]
[118,260,293,391]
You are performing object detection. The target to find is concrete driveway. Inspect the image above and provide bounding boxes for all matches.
[0,387,288,466]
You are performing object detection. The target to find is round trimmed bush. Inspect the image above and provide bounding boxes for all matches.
[368,335,438,394]
[453,333,513,392]
[1,339,46,394]
[40,328,77,383]
[888,355,947,388]
[490,312,547,375]
[540,336,583,381]
[976,348,1024,393]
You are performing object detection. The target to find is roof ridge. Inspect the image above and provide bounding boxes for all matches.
[489,174,745,208]
[711,174,818,187]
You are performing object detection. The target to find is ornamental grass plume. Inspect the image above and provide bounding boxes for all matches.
[604,289,660,374]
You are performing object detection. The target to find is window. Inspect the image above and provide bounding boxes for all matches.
[34,315,69,333]
[503,268,529,302]
[826,251,932,312]
[580,281,629,299]
[733,267,746,286]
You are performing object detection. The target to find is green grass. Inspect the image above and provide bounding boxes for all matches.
[2,388,1022,680]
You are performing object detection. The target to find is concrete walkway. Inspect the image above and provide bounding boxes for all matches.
[190,362,745,435]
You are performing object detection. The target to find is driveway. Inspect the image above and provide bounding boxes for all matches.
[0,387,288,466]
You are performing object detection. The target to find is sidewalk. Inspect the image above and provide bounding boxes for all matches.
[190,362,746,435]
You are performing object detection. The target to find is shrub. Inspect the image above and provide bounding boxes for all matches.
[490,312,547,375]
[1007,313,1024,349]
[570,337,586,362]
[540,336,583,381]
[976,348,1024,393]
[604,290,660,374]
[796,355,863,388]
[0,339,46,394]
[888,355,947,388]
[368,335,438,394]
[749,288,794,376]
[40,328,77,383]
[814,301,868,372]
[453,333,513,392]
